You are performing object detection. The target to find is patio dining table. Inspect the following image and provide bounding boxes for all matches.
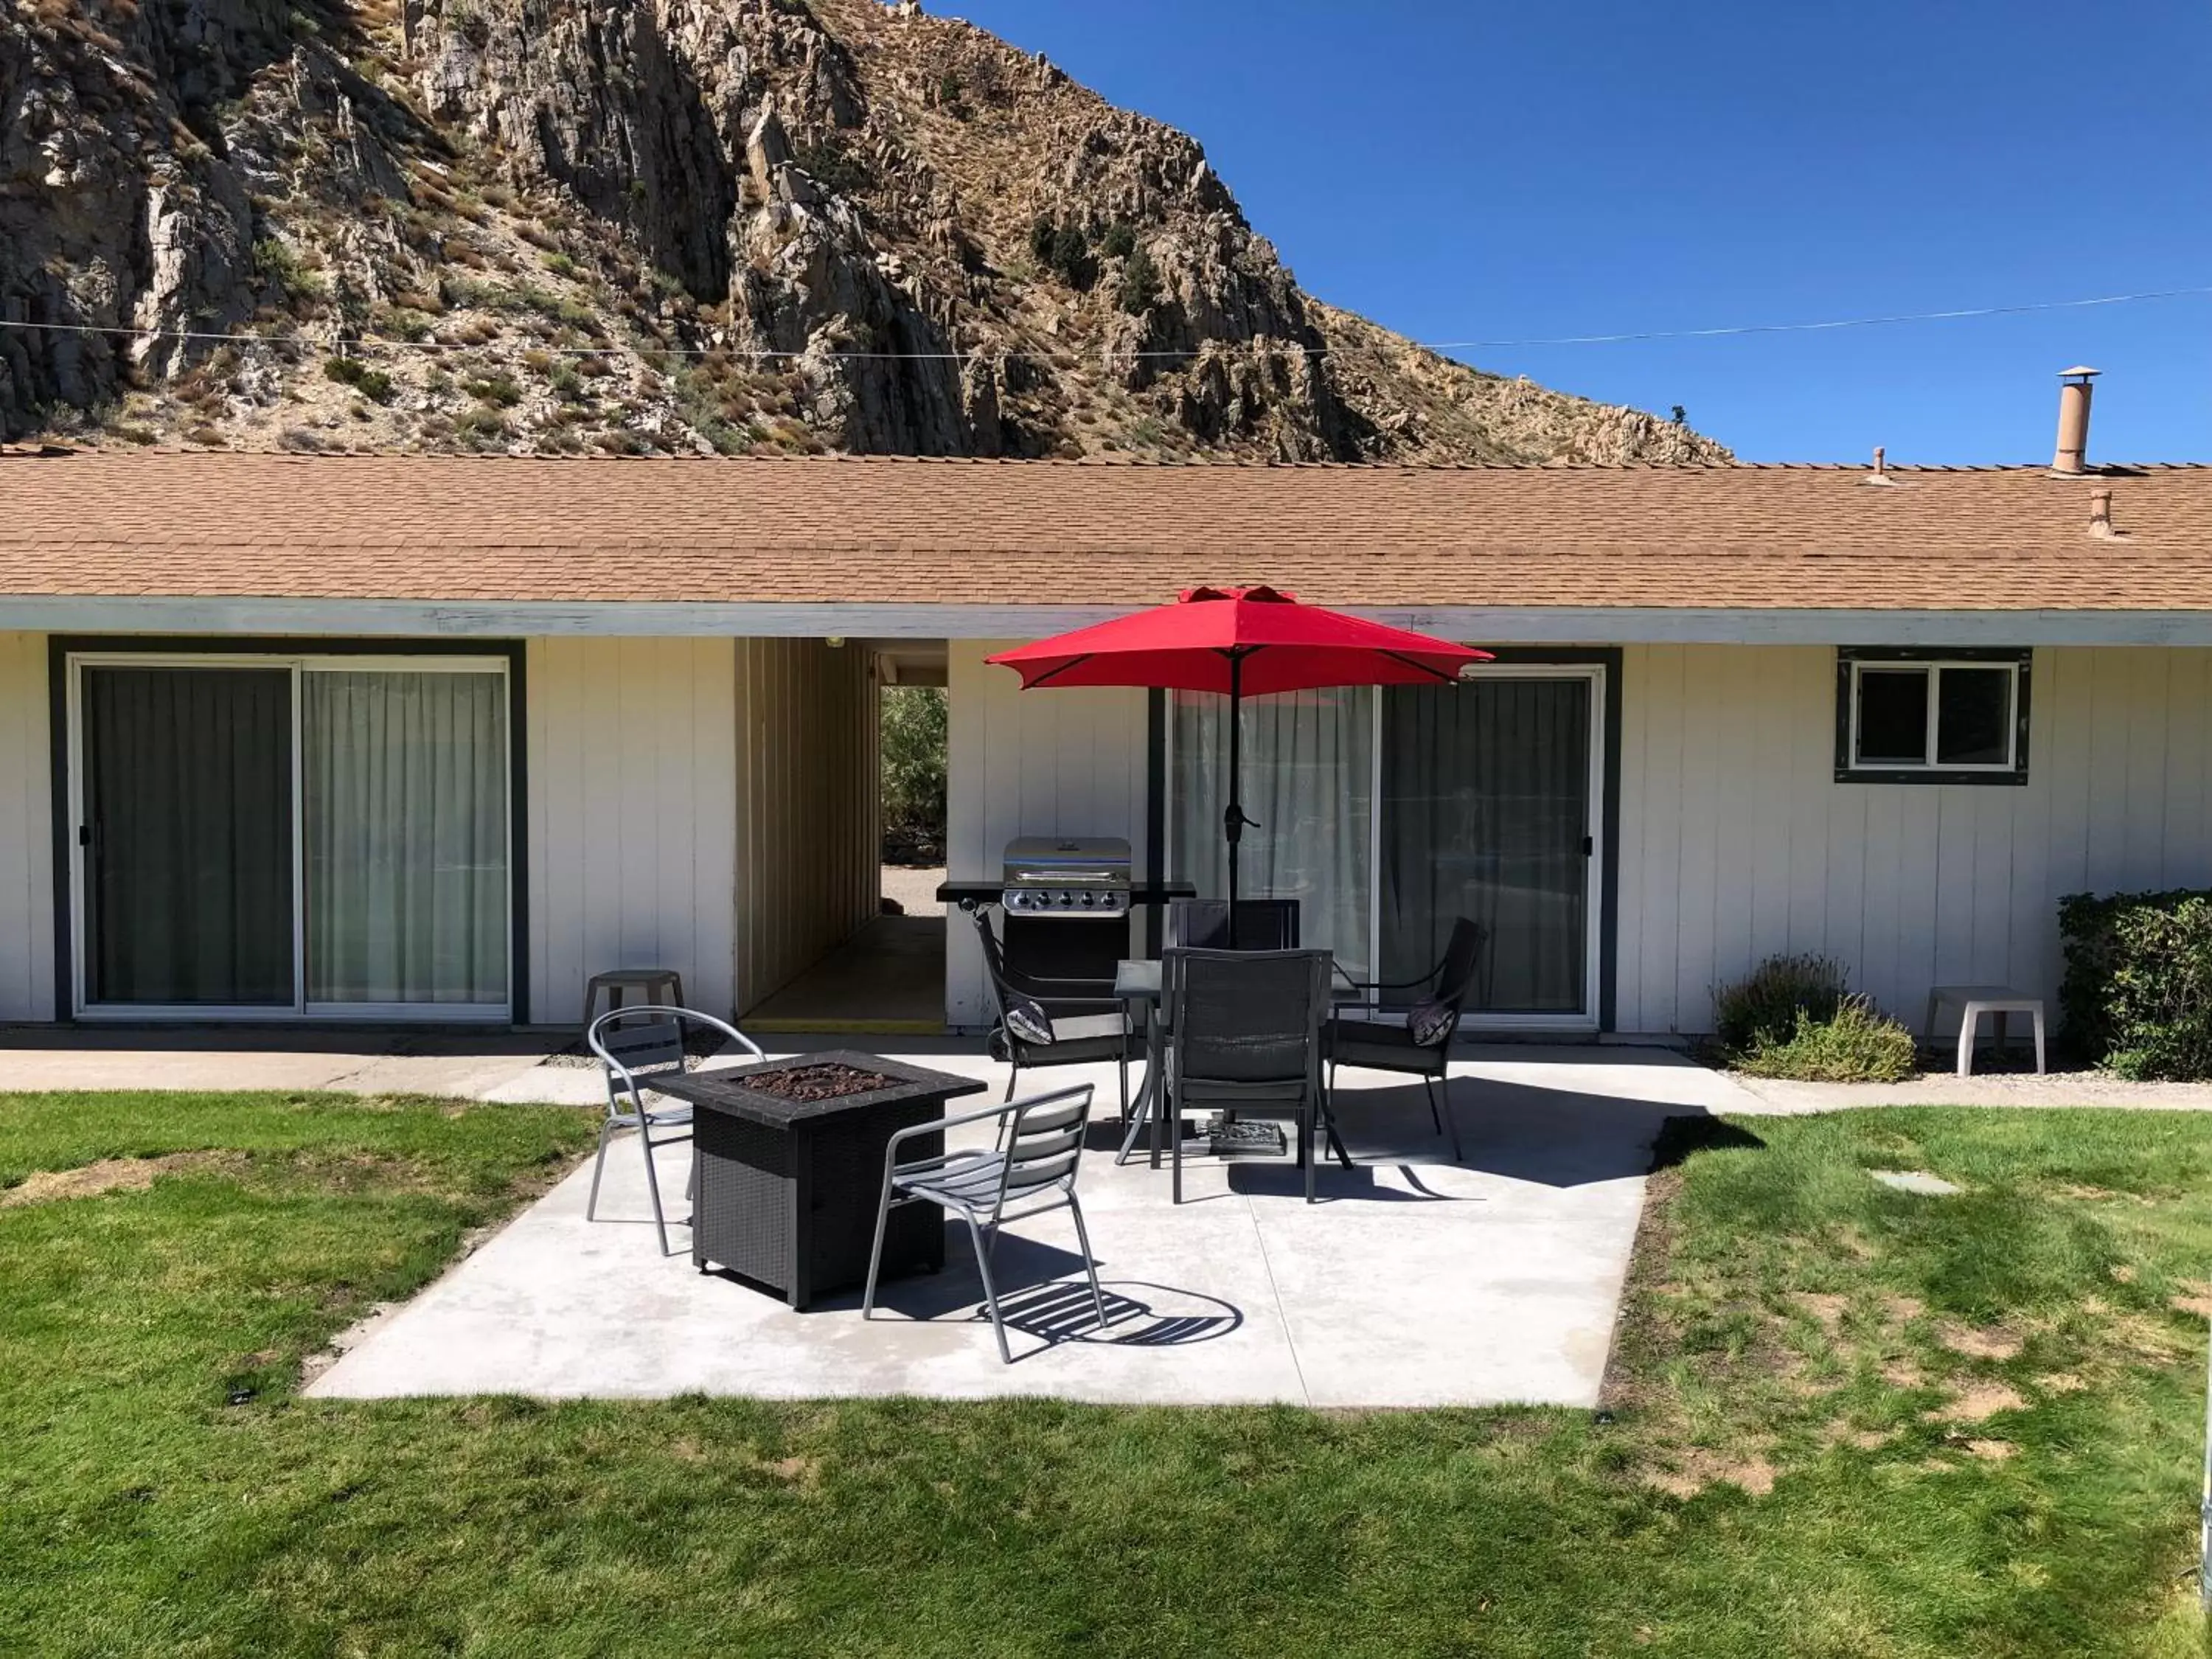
[1113,954,1355,1168]
[1113,959,1165,1166]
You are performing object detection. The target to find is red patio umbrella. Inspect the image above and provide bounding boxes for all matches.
[988,585,1492,915]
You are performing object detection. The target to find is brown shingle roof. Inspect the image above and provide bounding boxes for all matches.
[3,451,2211,611]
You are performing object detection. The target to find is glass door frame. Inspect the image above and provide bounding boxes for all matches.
[63,648,518,1023]
[1372,662,1607,1035]
[1164,655,1613,1034]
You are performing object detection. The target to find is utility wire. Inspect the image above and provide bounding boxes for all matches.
[0,283,2203,361]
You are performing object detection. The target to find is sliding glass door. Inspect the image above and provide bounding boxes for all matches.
[302,668,510,1012]
[72,655,512,1019]
[1378,672,1597,1022]
[82,667,296,1007]
[1169,686,1376,982]
[1169,664,1604,1028]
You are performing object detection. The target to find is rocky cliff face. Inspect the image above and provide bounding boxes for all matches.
[0,0,1732,463]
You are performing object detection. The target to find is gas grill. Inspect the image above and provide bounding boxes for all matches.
[935,845,1194,1004]
[1001,837,1133,917]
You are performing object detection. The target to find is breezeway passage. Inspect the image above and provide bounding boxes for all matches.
[306,1045,1757,1408]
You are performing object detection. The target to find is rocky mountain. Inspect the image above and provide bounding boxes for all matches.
[0,0,1733,464]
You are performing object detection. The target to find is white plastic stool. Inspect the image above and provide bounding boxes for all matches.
[1924,985,2046,1078]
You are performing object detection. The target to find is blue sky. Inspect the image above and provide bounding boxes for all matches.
[947,0,2211,463]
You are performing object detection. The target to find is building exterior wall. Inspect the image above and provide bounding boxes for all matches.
[732,637,880,1015]
[0,633,53,1021]
[945,641,1150,1028]
[526,636,739,1026]
[1614,644,2212,1035]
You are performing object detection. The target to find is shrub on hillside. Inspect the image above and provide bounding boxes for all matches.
[2058,889,2212,1079]
[1117,246,1162,316]
[1731,996,1918,1082]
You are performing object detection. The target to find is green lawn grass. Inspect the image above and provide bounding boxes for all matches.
[4,1092,2211,1657]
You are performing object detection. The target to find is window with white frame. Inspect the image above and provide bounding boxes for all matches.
[1835,649,2031,783]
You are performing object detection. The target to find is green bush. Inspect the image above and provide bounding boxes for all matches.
[1712,953,1847,1053]
[1026,217,1096,291]
[880,686,947,864]
[1709,953,1916,1081]
[1117,246,1162,316]
[323,356,394,403]
[1098,221,1137,260]
[2058,889,2212,1079]
[1733,995,1918,1082]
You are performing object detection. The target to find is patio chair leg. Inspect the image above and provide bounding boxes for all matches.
[1436,1074,1463,1162]
[639,1124,672,1257]
[862,1183,893,1321]
[964,1214,1013,1365]
[1305,1104,1317,1204]
[585,1119,613,1221]
[1424,1075,1444,1134]
[1067,1193,1110,1332]
[1172,1101,1183,1205]
[1318,1085,1352,1169]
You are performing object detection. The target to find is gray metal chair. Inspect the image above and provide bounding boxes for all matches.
[1164,947,1343,1204]
[1326,917,1489,1162]
[1166,897,1301,951]
[585,1004,765,1256]
[863,1082,1107,1364]
[968,907,1129,1117]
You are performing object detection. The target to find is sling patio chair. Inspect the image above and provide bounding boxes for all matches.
[1163,946,1344,1204]
[1164,897,1301,951]
[967,907,1130,1119]
[1324,917,1489,1163]
[586,1004,766,1256]
[863,1082,1108,1364]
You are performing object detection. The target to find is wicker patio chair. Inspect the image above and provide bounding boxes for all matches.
[968,908,1130,1118]
[1325,917,1489,1162]
[862,1082,1107,1364]
[586,1004,766,1256]
[1163,947,1343,1204]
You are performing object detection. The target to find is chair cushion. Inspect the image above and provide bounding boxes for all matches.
[1004,993,1056,1046]
[1049,1012,1127,1043]
[1408,998,1456,1048]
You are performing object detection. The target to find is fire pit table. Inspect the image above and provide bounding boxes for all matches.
[641,1051,985,1310]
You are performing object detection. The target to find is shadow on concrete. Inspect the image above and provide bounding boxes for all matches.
[1194,1077,1732,1196]
[850,1231,1244,1361]
[1225,1161,1468,1203]
[981,1281,1245,1360]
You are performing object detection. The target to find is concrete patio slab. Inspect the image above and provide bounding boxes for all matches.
[309,1044,1752,1409]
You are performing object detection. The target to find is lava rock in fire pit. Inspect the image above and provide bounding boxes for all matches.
[741,1062,897,1103]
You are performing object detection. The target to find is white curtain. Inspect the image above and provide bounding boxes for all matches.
[303,670,509,1006]
[1169,687,1374,982]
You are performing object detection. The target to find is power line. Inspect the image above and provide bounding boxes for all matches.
[0,283,2202,362]
[1422,285,2212,349]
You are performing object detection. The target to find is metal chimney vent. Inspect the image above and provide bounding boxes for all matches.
[2051,366,2100,476]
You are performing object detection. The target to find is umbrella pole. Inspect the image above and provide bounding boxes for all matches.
[1225,653,1244,945]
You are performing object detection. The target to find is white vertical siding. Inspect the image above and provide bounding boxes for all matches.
[945,641,1149,1027]
[0,633,53,1021]
[526,638,737,1026]
[731,638,879,1015]
[1614,645,2212,1035]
